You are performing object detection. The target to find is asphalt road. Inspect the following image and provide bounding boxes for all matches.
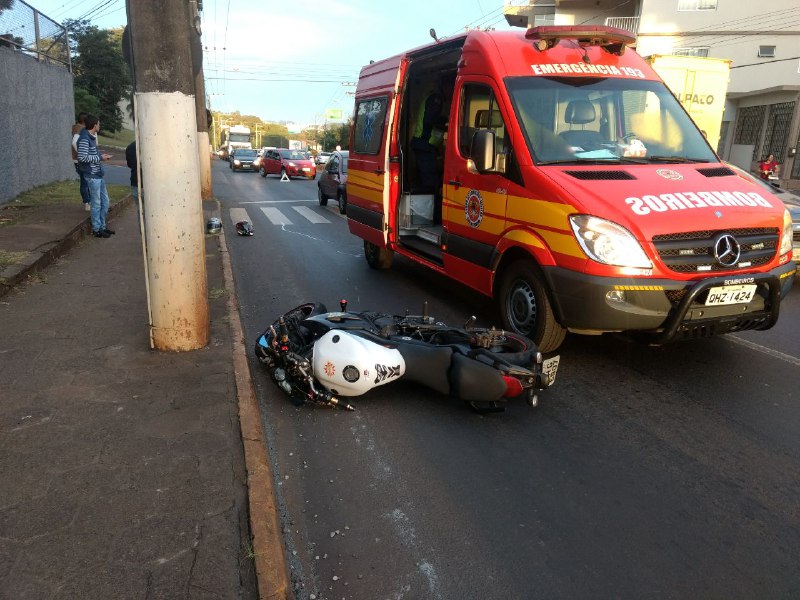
[212,159,800,600]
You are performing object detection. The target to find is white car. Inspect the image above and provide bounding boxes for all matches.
[316,151,332,165]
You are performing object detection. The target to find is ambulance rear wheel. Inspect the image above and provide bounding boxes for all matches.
[497,260,566,353]
[364,241,393,270]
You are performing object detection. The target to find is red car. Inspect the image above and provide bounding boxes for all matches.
[259,148,316,180]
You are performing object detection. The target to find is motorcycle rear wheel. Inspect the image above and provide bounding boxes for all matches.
[429,328,536,367]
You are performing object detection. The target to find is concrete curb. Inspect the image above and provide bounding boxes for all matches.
[216,203,293,599]
[0,196,132,299]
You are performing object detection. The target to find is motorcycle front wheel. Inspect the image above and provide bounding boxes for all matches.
[254,302,328,360]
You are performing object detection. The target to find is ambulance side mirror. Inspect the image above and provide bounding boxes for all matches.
[471,129,496,173]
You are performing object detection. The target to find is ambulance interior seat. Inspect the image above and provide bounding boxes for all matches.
[474,109,503,130]
[559,99,604,149]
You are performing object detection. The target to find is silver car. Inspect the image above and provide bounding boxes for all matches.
[726,162,800,266]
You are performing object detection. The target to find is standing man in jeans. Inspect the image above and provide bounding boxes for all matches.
[71,112,91,211]
[76,114,115,238]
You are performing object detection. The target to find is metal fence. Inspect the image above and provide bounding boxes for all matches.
[0,0,70,69]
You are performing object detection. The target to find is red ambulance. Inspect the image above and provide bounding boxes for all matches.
[345,26,796,352]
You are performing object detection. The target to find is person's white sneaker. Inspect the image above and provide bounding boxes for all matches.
[84,203,91,211]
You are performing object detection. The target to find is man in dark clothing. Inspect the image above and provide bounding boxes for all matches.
[125,141,139,200]
[77,114,114,238]
[71,112,91,210]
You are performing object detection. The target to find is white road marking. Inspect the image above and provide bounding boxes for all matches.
[261,207,292,225]
[229,207,249,224]
[292,205,330,224]
[728,335,800,367]
[240,199,316,204]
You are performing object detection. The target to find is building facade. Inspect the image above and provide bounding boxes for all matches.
[504,0,800,188]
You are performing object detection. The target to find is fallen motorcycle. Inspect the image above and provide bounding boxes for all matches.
[254,300,559,413]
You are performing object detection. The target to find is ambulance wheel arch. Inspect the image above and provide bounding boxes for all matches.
[494,252,567,353]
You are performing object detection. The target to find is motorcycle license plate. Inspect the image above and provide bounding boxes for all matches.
[704,284,756,306]
[541,355,560,386]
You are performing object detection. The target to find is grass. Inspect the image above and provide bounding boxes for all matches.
[98,128,135,148]
[0,180,130,228]
[0,250,28,269]
[7,180,129,208]
[208,287,228,300]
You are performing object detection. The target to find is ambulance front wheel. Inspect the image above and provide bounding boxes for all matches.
[364,241,393,270]
[497,260,566,353]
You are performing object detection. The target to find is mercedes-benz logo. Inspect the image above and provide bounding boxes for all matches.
[713,233,741,267]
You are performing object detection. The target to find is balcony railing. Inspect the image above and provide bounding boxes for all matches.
[605,16,640,35]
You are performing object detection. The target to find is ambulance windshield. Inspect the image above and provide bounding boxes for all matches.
[505,76,717,165]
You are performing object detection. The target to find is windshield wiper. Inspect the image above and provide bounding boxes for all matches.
[538,157,653,166]
[538,158,623,166]
[646,156,711,163]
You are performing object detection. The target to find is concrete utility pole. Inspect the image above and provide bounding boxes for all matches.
[189,0,212,199]
[127,0,209,351]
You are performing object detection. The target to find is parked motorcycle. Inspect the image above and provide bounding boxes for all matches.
[254,300,559,413]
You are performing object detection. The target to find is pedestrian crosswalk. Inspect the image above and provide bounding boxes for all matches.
[228,202,336,227]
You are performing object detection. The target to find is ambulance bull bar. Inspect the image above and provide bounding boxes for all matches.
[650,268,790,344]
[543,262,795,344]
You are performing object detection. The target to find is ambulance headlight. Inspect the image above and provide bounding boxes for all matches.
[569,215,652,268]
[779,208,793,256]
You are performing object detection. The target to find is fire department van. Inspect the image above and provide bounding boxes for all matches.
[345,26,796,352]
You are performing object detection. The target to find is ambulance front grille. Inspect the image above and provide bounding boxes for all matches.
[664,289,687,305]
[565,170,636,180]
[652,228,779,273]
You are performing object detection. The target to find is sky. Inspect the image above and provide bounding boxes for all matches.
[31,0,520,130]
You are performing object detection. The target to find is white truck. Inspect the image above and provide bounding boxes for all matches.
[219,125,252,160]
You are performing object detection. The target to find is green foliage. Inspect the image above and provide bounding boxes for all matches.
[62,18,93,54]
[319,122,351,151]
[69,23,131,133]
[74,86,101,118]
[0,32,22,48]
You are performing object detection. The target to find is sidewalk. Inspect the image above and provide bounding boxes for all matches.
[0,195,289,598]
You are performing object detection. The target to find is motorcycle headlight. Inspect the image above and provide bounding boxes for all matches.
[779,208,793,256]
[569,215,652,268]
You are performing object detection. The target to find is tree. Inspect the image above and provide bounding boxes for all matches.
[67,21,131,133]
[74,86,101,118]
[319,122,351,151]
[0,0,22,48]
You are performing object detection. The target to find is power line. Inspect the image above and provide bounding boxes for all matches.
[730,55,800,69]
